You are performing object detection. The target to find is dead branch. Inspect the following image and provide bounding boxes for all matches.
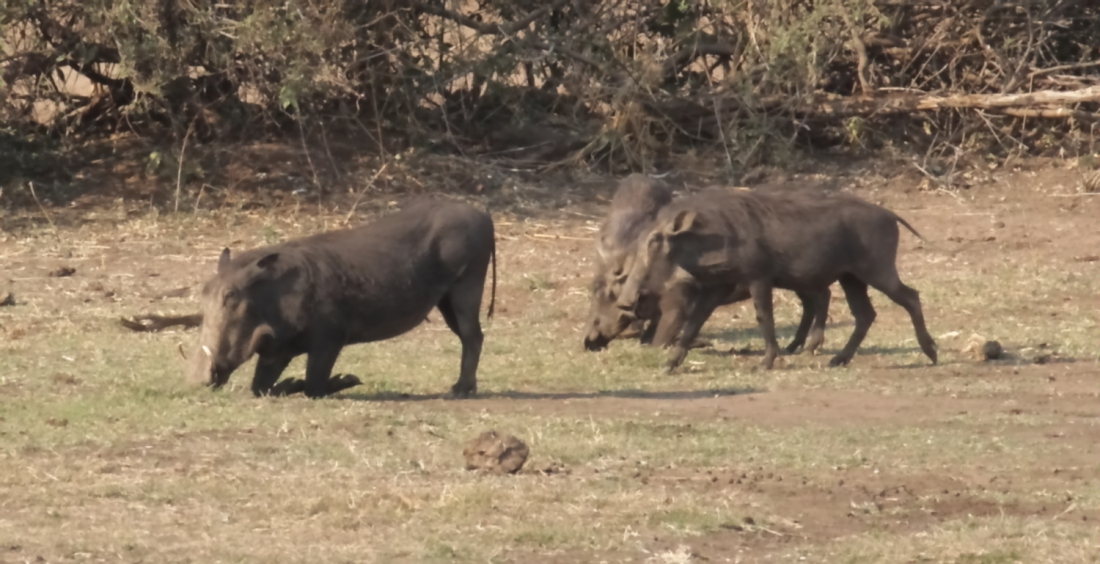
[415,0,606,72]
[119,314,203,332]
[996,108,1100,122]
[836,1,872,94]
[1028,61,1100,79]
[660,34,744,83]
[415,0,569,36]
[802,86,1100,117]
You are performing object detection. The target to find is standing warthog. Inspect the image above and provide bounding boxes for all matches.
[187,198,496,398]
[583,177,828,356]
[616,188,936,372]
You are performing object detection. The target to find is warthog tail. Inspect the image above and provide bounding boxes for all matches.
[488,235,497,319]
[893,213,925,241]
[485,204,497,320]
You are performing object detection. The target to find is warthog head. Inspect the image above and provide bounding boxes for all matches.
[616,209,709,315]
[186,248,292,389]
[583,242,638,350]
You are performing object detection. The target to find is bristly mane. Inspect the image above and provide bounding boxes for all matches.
[600,175,674,251]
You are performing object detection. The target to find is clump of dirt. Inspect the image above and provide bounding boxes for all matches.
[48,266,76,277]
[981,340,1004,360]
[463,430,529,474]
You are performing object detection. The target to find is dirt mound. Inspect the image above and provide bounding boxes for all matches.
[462,430,529,475]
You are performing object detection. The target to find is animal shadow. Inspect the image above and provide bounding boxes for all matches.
[340,386,763,403]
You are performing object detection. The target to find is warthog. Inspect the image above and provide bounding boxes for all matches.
[583,173,673,350]
[187,198,497,398]
[616,188,936,372]
[584,176,829,356]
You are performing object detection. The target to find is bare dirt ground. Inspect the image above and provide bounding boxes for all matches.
[0,145,1098,563]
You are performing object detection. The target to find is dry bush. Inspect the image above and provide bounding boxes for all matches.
[2,0,1100,186]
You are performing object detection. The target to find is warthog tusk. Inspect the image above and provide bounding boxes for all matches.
[202,345,212,357]
[177,343,188,360]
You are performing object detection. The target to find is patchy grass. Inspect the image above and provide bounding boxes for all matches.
[1,166,1099,563]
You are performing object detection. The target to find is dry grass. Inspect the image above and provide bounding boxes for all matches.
[1,162,1099,563]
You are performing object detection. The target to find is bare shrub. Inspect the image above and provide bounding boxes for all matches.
[2,0,1099,182]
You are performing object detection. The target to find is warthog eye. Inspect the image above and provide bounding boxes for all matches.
[223,288,241,306]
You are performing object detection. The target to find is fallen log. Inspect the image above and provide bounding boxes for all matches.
[119,313,203,332]
[803,86,1100,117]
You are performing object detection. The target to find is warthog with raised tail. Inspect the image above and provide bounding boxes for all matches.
[616,188,936,372]
[584,176,827,355]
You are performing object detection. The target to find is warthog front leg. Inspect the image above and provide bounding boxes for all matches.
[251,353,293,397]
[663,289,725,374]
[304,344,342,399]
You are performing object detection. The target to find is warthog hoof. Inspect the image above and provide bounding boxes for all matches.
[583,337,609,352]
[326,374,363,394]
[828,355,851,367]
[688,339,712,350]
[450,383,477,398]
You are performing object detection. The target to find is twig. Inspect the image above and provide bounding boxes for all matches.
[836,0,871,94]
[1028,60,1100,78]
[173,118,195,213]
[712,97,735,175]
[525,233,590,241]
[344,162,389,223]
[318,120,341,178]
[27,182,56,230]
[194,183,217,211]
[296,106,320,194]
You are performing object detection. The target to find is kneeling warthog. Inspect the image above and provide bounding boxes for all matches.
[616,188,936,371]
[187,198,496,398]
[584,176,828,356]
[583,173,672,350]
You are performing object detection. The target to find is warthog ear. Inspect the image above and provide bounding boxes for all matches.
[217,248,231,273]
[667,210,701,236]
[256,253,280,270]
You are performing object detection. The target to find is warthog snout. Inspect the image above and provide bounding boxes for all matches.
[582,299,638,352]
[583,329,612,351]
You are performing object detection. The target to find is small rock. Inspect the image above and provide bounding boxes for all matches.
[981,340,1004,361]
[50,373,80,386]
[48,266,76,277]
[0,292,13,307]
[463,430,529,474]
